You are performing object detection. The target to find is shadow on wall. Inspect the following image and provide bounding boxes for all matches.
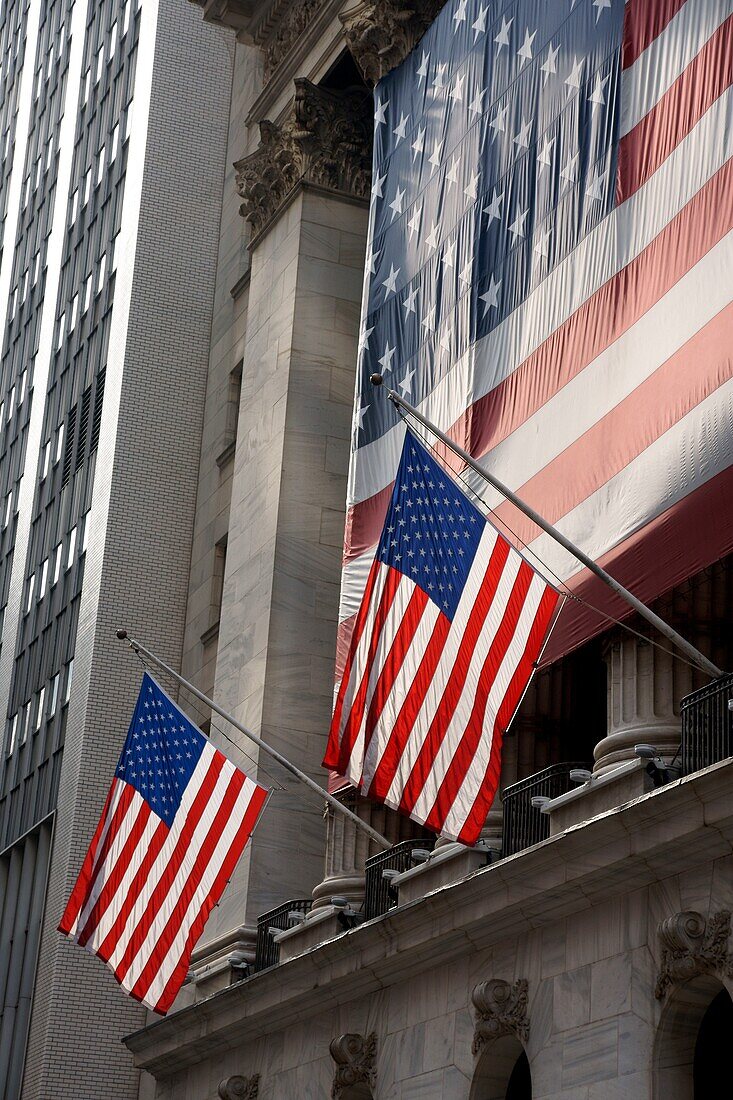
[470,1034,531,1100]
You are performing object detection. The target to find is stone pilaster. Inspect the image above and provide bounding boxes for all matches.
[340,0,448,84]
[234,78,372,242]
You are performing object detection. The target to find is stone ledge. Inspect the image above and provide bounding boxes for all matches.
[274,904,346,962]
[393,841,492,905]
[545,758,652,835]
[124,756,733,1076]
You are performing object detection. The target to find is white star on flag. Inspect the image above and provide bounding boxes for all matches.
[433,63,447,92]
[533,226,551,257]
[393,112,409,143]
[468,87,485,116]
[358,325,374,353]
[586,163,609,201]
[479,275,501,315]
[560,150,579,184]
[371,170,386,199]
[407,204,422,238]
[378,342,396,372]
[366,248,380,274]
[398,369,415,396]
[403,286,418,314]
[565,56,583,95]
[542,42,559,82]
[458,258,473,285]
[453,0,467,28]
[382,264,400,297]
[374,98,388,125]
[537,135,555,173]
[483,188,503,223]
[588,73,610,113]
[421,306,437,332]
[450,72,465,102]
[355,401,369,430]
[464,173,478,201]
[593,0,612,21]
[439,325,453,352]
[425,222,440,251]
[517,27,536,66]
[494,15,512,52]
[513,117,532,148]
[429,140,443,168]
[389,186,406,220]
[412,127,425,161]
[442,240,457,269]
[446,154,460,187]
[472,4,488,39]
[416,50,429,82]
[489,103,509,139]
[508,208,528,238]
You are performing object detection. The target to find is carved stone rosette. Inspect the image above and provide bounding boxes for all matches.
[341,0,448,84]
[330,1032,377,1099]
[655,910,733,999]
[471,978,530,1056]
[234,78,372,239]
[218,1074,259,1100]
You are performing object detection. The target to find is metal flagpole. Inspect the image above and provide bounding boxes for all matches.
[371,377,724,680]
[115,630,392,851]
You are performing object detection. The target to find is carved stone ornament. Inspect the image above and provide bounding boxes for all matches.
[218,1074,259,1100]
[340,0,449,84]
[262,0,325,78]
[234,78,372,239]
[471,978,530,1056]
[655,910,733,999]
[329,1032,377,1099]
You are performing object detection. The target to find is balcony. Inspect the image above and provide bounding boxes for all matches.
[681,673,733,776]
[254,898,312,972]
[363,838,437,920]
[501,762,591,857]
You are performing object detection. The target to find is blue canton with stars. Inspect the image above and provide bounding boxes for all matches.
[378,434,484,619]
[115,673,207,827]
[354,0,625,447]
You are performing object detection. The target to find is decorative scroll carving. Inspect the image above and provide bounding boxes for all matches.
[655,910,733,999]
[218,1075,259,1100]
[471,979,529,1056]
[341,0,448,84]
[263,0,325,77]
[234,79,372,238]
[330,1032,377,1098]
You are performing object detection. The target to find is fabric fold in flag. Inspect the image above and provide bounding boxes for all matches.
[324,433,562,845]
[59,672,268,1015]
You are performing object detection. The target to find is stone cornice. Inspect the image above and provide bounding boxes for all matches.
[234,78,372,241]
[124,756,733,1077]
[340,0,449,84]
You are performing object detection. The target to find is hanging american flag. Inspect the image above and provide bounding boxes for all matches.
[338,0,733,690]
[59,673,268,1015]
[324,432,561,844]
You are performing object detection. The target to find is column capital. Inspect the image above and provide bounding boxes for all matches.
[234,78,372,240]
[340,0,448,84]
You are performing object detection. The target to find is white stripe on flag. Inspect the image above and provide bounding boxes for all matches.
[67,780,129,938]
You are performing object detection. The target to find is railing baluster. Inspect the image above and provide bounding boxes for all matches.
[501,761,591,857]
[681,674,733,777]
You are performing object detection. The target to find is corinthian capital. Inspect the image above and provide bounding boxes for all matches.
[234,79,372,240]
[340,0,448,84]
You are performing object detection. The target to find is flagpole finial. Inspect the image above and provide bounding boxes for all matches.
[116,629,128,640]
[369,373,383,386]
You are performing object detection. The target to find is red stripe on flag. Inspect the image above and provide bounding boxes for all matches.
[153,782,269,1014]
[343,155,733,570]
[366,612,451,802]
[68,782,136,942]
[331,567,402,777]
[622,0,689,69]
[58,781,119,935]
[542,464,733,666]
[361,585,430,761]
[491,303,733,548]
[457,586,560,845]
[396,537,512,816]
[95,752,225,969]
[128,767,246,1004]
[422,561,534,832]
[77,800,153,948]
[618,14,733,200]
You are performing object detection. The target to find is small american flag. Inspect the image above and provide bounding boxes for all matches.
[324,433,561,845]
[59,673,268,1015]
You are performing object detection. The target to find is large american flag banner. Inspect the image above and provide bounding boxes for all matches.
[59,674,268,1015]
[339,0,733,688]
[324,432,561,844]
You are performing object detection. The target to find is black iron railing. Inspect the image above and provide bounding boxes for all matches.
[681,673,733,777]
[502,761,591,857]
[363,838,436,920]
[254,898,312,972]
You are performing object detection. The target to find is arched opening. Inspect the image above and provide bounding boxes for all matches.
[471,1035,532,1100]
[654,975,733,1100]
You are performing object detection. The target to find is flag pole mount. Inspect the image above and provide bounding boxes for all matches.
[371,381,724,680]
[115,630,392,851]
